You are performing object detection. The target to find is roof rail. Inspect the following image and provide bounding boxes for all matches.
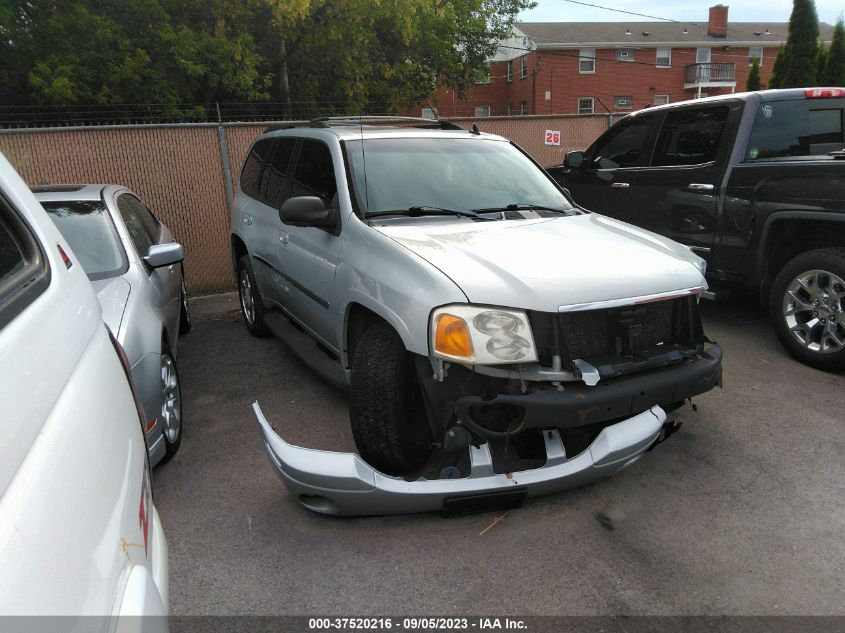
[262,121,309,133]
[309,116,464,131]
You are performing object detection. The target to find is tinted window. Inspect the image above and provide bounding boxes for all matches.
[42,201,127,280]
[589,115,654,169]
[746,100,844,159]
[291,139,338,209]
[265,138,297,209]
[125,195,161,242]
[0,216,25,282]
[117,194,155,257]
[652,106,730,166]
[240,138,275,198]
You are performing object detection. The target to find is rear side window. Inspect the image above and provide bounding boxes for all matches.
[265,138,297,209]
[240,138,275,198]
[746,100,844,159]
[0,196,50,330]
[589,114,654,169]
[652,106,730,166]
[291,139,338,209]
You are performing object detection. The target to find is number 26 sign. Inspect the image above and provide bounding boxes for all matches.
[544,130,561,146]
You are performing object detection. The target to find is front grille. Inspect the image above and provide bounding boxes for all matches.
[528,297,702,371]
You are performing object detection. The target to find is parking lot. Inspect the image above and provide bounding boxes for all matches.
[154,293,845,616]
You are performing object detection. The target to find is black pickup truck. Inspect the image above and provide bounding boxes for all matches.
[549,88,845,371]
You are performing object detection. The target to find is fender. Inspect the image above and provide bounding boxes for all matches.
[756,211,845,280]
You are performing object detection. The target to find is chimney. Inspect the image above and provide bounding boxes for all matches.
[708,5,728,38]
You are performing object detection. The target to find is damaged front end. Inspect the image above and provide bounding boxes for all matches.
[253,293,722,517]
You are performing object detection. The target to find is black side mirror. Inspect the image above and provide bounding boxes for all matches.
[279,196,337,230]
[564,151,585,169]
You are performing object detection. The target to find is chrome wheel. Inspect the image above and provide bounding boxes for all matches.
[160,353,181,443]
[239,267,255,325]
[782,269,845,354]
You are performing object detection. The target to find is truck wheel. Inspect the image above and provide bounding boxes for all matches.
[237,255,270,337]
[349,321,433,474]
[770,248,845,371]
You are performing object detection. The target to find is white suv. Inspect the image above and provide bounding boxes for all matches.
[0,152,168,618]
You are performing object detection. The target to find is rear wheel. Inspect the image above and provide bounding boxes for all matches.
[160,344,182,462]
[237,255,270,337]
[770,248,845,371]
[349,321,433,474]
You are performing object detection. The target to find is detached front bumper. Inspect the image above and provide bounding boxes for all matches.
[253,402,667,517]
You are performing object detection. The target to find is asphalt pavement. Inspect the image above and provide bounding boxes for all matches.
[154,292,845,616]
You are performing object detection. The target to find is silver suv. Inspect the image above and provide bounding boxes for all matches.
[230,117,723,516]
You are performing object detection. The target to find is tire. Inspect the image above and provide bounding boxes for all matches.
[349,321,434,474]
[237,255,270,337]
[178,271,192,335]
[769,247,845,372]
[159,344,183,462]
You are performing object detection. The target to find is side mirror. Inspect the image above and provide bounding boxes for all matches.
[564,151,585,169]
[279,196,337,230]
[144,242,183,268]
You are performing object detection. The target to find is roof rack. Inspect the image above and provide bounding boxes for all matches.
[262,121,309,133]
[309,116,464,131]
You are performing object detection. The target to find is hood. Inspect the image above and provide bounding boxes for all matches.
[91,277,131,336]
[374,214,706,313]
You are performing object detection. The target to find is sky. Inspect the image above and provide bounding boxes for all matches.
[518,0,844,25]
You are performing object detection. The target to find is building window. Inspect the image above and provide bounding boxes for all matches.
[578,97,595,114]
[421,107,436,119]
[579,48,596,73]
[656,47,672,68]
[507,103,513,116]
[506,60,513,83]
[614,96,633,110]
[749,47,763,65]
[475,105,491,117]
[616,48,635,62]
[653,95,670,106]
[520,55,528,79]
[520,101,528,115]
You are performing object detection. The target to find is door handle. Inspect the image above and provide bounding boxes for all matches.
[611,182,631,189]
[279,233,289,245]
[243,215,253,225]
[687,183,715,192]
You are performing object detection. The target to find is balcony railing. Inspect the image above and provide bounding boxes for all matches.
[685,63,736,84]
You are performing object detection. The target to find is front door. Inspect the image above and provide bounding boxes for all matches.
[565,113,657,219]
[697,47,712,83]
[277,138,345,350]
[630,102,740,265]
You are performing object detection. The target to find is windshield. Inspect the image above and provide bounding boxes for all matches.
[345,137,572,217]
[42,201,127,280]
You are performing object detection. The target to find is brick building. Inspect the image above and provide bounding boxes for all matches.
[421,5,835,117]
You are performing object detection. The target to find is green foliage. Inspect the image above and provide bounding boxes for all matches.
[0,0,533,120]
[747,58,762,91]
[821,18,845,85]
[775,0,820,88]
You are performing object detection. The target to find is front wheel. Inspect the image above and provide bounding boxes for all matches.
[349,321,433,475]
[178,272,192,335]
[237,255,270,337]
[159,345,183,462]
[770,248,845,371]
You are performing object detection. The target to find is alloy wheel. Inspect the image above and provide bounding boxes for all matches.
[782,269,845,354]
[239,267,255,325]
[160,353,181,443]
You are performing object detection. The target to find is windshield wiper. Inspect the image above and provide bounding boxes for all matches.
[473,203,570,214]
[366,206,495,220]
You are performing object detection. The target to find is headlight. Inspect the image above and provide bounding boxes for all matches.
[431,305,538,364]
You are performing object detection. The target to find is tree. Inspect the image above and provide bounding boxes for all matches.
[821,18,845,85]
[817,44,828,81]
[774,0,820,88]
[747,58,762,91]
[769,46,785,88]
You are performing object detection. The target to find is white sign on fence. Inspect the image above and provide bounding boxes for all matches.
[544,130,561,146]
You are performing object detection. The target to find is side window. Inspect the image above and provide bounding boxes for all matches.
[589,114,654,169]
[290,139,338,209]
[651,106,730,167]
[265,138,297,209]
[239,138,275,198]
[125,195,161,242]
[117,194,154,257]
[746,100,844,159]
[0,198,50,329]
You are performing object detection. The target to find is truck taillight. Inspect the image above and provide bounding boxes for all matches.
[805,88,845,99]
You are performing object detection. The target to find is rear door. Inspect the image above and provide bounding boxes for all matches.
[564,113,657,216]
[631,102,740,263]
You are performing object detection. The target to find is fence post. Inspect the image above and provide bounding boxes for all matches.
[217,124,234,205]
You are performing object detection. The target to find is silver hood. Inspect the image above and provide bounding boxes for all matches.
[91,277,131,336]
[375,214,706,313]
